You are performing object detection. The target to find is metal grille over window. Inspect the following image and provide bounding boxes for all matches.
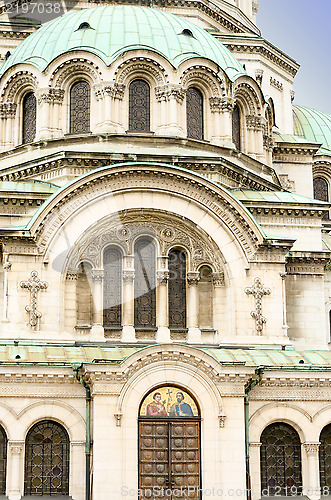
[70,80,90,134]
[103,247,122,327]
[0,426,7,495]
[313,177,329,201]
[24,420,69,496]
[260,423,302,496]
[134,239,156,328]
[232,104,241,151]
[129,79,150,132]
[168,249,186,329]
[186,87,203,140]
[319,424,331,490]
[22,92,36,144]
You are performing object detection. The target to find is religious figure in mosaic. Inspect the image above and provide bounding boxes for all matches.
[169,391,194,417]
[146,392,168,416]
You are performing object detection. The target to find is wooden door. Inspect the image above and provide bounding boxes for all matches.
[139,419,201,499]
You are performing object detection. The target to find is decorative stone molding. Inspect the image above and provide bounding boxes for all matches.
[209,96,234,113]
[50,59,102,87]
[66,271,78,281]
[244,277,271,334]
[3,255,11,271]
[291,90,295,102]
[114,413,123,427]
[0,101,16,117]
[186,272,200,286]
[212,272,225,287]
[303,442,320,455]
[36,88,65,105]
[122,269,135,283]
[9,441,24,454]
[279,174,295,192]
[255,70,263,85]
[233,82,262,114]
[246,115,264,131]
[286,251,330,275]
[218,414,226,427]
[155,84,185,103]
[157,270,169,285]
[20,270,48,327]
[1,71,37,101]
[181,67,224,97]
[270,77,283,91]
[115,58,167,85]
[249,442,262,448]
[91,269,104,282]
[94,82,125,101]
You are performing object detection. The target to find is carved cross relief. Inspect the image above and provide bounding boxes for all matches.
[20,271,48,327]
[245,277,271,334]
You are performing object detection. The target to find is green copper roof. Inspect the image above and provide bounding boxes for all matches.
[293,105,331,157]
[0,5,246,80]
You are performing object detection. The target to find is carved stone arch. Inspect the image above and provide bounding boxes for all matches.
[63,209,226,277]
[49,59,102,89]
[233,80,262,116]
[249,402,311,443]
[101,242,125,266]
[1,70,38,102]
[114,57,168,87]
[180,65,225,98]
[131,232,161,258]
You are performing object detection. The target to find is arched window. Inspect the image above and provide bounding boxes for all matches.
[168,249,186,329]
[198,266,213,329]
[24,420,69,496]
[129,79,150,132]
[232,104,241,150]
[134,239,156,328]
[77,262,92,326]
[319,424,331,490]
[313,177,329,202]
[260,423,302,496]
[0,425,7,495]
[103,247,122,328]
[22,92,36,144]
[186,87,203,140]
[70,80,90,134]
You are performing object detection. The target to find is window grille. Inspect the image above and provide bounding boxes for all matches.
[260,423,302,496]
[186,87,203,140]
[134,239,156,328]
[313,177,329,201]
[24,420,69,496]
[168,249,186,329]
[129,79,150,132]
[232,104,241,151]
[70,80,90,134]
[319,424,331,490]
[0,426,7,495]
[103,247,122,327]
[22,92,36,144]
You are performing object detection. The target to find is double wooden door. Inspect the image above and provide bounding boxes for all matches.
[139,419,201,499]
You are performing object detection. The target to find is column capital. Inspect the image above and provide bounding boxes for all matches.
[9,441,24,454]
[212,272,225,287]
[123,269,135,283]
[303,442,320,455]
[0,101,17,118]
[155,84,185,103]
[187,272,200,286]
[157,270,169,285]
[91,269,104,282]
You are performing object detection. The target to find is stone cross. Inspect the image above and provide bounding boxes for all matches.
[20,271,48,327]
[245,277,271,334]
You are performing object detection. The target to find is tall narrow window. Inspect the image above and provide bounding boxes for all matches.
[77,262,92,326]
[186,87,203,140]
[319,424,331,490]
[232,104,241,150]
[70,80,90,134]
[0,426,7,495]
[129,79,150,132]
[198,266,213,329]
[260,423,302,496]
[22,92,36,144]
[313,177,329,201]
[103,247,122,328]
[25,420,69,496]
[134,239,156,328]
[168,249,186,329]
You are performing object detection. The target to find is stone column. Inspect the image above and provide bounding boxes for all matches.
[187,271,201,343]
[219,98,235,147]
[70,442,86,500]
[246,115,264,161]
[303,442,320,500]
[36,89,52,141]
[2,254,11,323]
[249,442,262,500]
[8,441,24,500]
[212,272,225,340]
[280,273,289,334]
[65,271,78,332]
[155,85,185,136]
[0,102,16,149]
[156,270,170,342]
[122,256,135,342]
[91,269,104,339]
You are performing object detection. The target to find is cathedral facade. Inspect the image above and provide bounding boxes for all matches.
[0,1,330,499]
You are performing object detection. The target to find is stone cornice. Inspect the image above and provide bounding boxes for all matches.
[246,205,328,219]
[286,251,331,275]
[273,142,321,158]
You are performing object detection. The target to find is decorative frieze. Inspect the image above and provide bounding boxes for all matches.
[20,270,48,327]
[155,84,185,103]
[245,277,271,334]
[270,77,283,91]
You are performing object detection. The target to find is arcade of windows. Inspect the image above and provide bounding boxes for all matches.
[74,239,215,334]
[21,79,241,146]
[0,420,329,496]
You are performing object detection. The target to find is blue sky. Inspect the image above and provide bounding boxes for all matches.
[257,0,331,114]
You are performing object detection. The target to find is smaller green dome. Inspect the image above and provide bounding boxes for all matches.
[293,105,331,156]
[0,5,246,81]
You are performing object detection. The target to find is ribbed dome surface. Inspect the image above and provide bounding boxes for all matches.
[0,5,246,80]
[293,105,331,156]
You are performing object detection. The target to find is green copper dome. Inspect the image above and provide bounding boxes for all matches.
[0,5,246,80]
[293,105,331,156]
